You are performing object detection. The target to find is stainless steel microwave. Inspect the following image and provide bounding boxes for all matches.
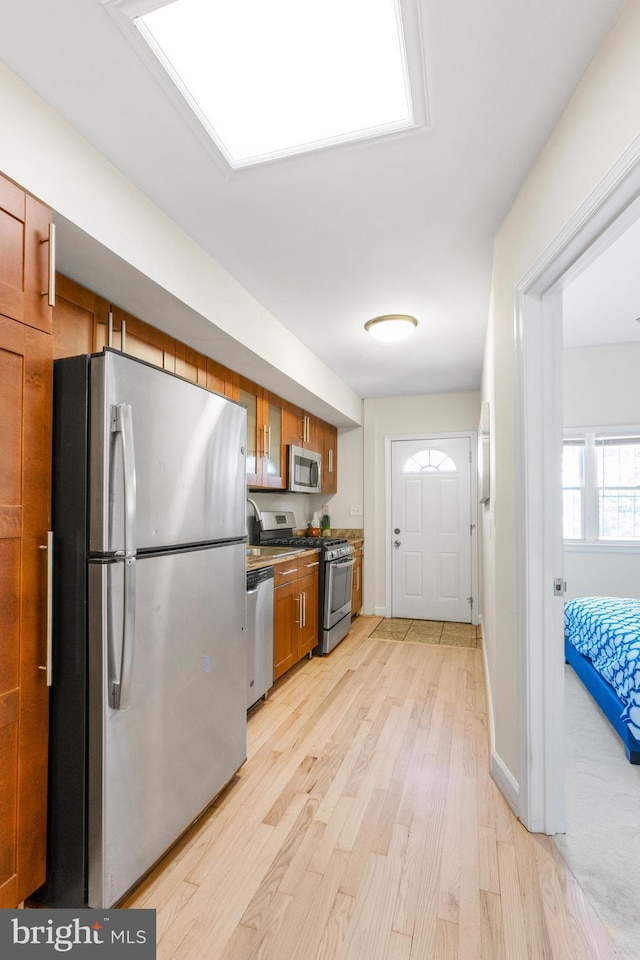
[287,444,322,493]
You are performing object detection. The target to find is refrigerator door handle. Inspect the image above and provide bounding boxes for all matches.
[109,403,137,711]
[112,402,137,558]
[108,557,137,711]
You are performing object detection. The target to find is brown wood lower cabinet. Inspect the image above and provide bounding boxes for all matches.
[0,313,52,907]
[273,555,320,680]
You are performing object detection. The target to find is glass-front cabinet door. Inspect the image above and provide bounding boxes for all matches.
[239,381,287,489]
[239,377,260,487]
[263,392,286,489]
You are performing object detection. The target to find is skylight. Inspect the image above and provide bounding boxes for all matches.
[131,0,414,168]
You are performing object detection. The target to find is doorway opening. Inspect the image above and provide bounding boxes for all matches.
[515,142,640,835]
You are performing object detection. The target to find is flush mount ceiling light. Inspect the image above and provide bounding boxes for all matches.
[364,314,418,342]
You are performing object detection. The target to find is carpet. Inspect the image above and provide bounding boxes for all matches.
[367,617,478,648]
[554,664,640,960]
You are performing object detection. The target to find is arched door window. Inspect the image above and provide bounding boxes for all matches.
[401,449,457,473]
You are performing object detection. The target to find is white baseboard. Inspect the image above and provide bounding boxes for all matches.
[490,750,520,817]
[374,606,387,617]
[479,621,495,756]
[479,620,520,818]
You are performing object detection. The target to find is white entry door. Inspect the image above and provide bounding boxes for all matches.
[391,436,473,622]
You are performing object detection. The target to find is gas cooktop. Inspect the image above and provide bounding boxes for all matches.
[255,510,353,560]
[266,535,347,548]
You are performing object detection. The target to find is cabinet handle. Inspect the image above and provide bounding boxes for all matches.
[107,308,114,348]
[121,318,127,353]
[40,222,56,307]
[267,425,271,460]
[38,531,53,686]
[328,449,333,473]
[304,561,320,568]
[263,424,268,457]
[280,567,297,575]
[296,593,303,626]
[302,591,306,627]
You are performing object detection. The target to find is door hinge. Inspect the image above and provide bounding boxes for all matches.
[470,523,476,537]
[553,578,567,597]
[467,596,474,607]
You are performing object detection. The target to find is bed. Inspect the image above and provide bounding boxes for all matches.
[564,596,640,764]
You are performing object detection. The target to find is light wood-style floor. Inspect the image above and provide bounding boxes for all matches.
[124,616,618,959]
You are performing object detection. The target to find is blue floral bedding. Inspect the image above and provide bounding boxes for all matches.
[565,597,640,739]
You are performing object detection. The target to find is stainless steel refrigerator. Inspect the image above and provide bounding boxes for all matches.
[36,349,248,908]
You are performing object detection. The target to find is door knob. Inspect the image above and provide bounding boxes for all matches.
[394,528,400,534]
[394,540,401,548]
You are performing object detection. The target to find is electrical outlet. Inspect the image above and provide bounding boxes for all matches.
[349,504,363,516]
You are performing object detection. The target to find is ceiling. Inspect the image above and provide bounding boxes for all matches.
[0,0,627,399]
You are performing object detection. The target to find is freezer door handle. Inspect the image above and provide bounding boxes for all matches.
[108,557,137,711]
[112,402,137,558]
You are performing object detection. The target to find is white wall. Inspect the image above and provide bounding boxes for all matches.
[329,426,365,530]
[563,343,640,426]
[363,392,481,616]
[483,0,640,791]
[563,343,640,600]
[564,549,640,599]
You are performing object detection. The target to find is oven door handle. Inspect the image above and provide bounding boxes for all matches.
[331,557,355,568]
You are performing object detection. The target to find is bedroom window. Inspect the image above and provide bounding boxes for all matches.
[596,437,640,540]
[562,440,584,540]
[563,433,640,543]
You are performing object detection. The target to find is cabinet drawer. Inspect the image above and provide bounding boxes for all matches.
[297,554,320,576]
[273,561,299,586]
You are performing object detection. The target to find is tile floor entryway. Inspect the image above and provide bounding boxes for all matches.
[367,617,479,647]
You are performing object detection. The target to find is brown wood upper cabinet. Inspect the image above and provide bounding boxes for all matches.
[51,276,338,492]
[100,306,176,372]
[0,173,53,907]
[206,358,239,401]
[239,377,288,490]
[321,422,338,495]
[53,275,109,358]
[53,275,241,404]
[284,404,321,453]
[0,176,54,335]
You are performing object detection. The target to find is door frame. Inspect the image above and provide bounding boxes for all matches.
[385,432,479,624]
[515,133,640,834]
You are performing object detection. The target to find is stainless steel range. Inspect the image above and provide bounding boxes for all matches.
[256,511,354,654]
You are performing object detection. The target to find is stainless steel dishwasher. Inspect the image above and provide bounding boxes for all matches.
[246,565,275,709]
